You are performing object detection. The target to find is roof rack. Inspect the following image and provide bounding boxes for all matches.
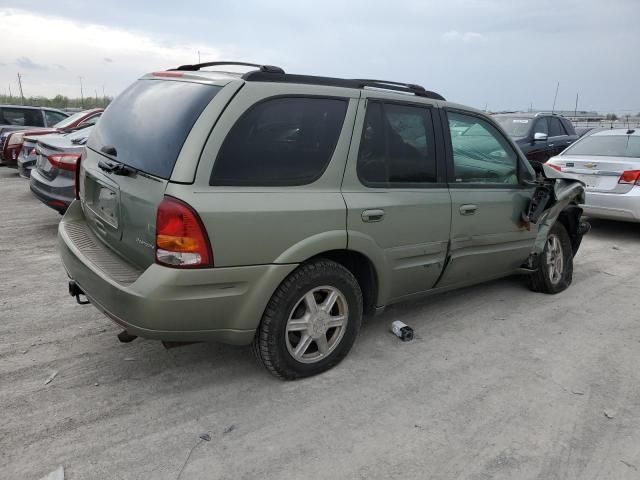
[167,61,445,101]
[534,112,565,117]
[243,71,445,101]
[171,61,285,73]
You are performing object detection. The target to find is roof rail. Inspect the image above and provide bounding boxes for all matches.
[171,61,285,73]
[242,71,445,101]
[534,111,565,117]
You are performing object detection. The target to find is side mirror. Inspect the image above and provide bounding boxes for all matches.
[534,132,548,142]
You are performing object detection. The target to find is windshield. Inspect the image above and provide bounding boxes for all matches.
[564,135,640,158]
[494,117,531,138]
[88,79,221,179]
[53,110,91,129]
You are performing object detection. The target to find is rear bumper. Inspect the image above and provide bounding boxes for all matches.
[58,201,297,344]
[17,157,35,178]
[583,187,640,222]
[30,170,74,212]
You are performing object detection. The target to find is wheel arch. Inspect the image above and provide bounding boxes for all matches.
[305,249,380,317]
[556,203,584,255]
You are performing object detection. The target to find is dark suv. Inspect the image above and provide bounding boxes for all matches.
[493,113,578,163]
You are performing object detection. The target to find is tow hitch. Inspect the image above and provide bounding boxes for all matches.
[68,280,90,305]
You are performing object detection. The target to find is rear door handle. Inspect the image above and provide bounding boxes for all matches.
[361,209,385,222]
[548,144,555,147]
[459,204,477,216]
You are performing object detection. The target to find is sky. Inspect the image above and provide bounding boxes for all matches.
[0,0,639,113]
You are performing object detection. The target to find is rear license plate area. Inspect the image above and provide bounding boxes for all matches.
[574,174,600,189]
[84,175,120,229]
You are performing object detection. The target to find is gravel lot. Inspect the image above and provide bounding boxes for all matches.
[1,167,640,480]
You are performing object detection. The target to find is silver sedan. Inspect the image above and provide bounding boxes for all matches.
[547,128,640,222]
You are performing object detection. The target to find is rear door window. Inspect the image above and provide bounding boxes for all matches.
[88,80,221,179]
[548,117,567,137]
[211,97,348,186]
[0,108,44,127]
[357,101,437,186]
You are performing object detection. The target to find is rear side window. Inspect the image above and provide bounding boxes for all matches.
[211,97,347,186]
[0,108,44,127]
[357,101,437,186]
[89,80,221,179]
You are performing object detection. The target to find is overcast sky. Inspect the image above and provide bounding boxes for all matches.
[1,0,638,113]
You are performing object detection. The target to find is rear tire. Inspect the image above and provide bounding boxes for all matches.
[252,259,363,380]
[528,222,573,294]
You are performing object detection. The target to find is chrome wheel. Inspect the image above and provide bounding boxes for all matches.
[285,286,349,364]
[546,234,564,285]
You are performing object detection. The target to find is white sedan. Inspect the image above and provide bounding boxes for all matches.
[547,128,640,222]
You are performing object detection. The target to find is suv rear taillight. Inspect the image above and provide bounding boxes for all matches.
[618,170,640,185]
[75,150,85,200]
[155,196,213,268]
[48,153,81,172]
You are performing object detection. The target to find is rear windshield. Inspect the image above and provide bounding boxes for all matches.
[88,79,221,179]
[564,135,640,158]
[494,117,531,138]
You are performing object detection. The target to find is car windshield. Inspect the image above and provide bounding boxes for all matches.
[564,134,640,157]
[88,79,221,179]
[494,117,531,138]
[53,111,87,129]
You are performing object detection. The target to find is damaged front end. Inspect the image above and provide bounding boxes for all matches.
[521,163,591,271]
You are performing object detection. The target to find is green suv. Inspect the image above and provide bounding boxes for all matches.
[59,62,587,379]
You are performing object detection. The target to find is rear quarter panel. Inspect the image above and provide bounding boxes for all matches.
[167,82,360,267]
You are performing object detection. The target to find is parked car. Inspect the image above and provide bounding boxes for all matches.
[29,127,93,213]
[493,112,579,163]
[59,62,587,379]
[547,128,640,222]
[0,105,69,164]
[4,108,102,168]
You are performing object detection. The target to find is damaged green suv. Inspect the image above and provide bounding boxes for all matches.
[59,62,588,379]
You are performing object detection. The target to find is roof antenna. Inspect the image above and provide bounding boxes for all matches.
[551,81,559,114]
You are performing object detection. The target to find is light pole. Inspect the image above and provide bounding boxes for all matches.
[79,76,84,108]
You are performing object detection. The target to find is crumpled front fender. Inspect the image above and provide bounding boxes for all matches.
[529,164,587,257]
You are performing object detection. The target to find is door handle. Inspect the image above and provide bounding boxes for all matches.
[459,204,477,216]
[548,144,555,147]
[361,209,385,222]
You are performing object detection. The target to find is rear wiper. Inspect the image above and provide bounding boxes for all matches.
[101,145,117,157]
[98,159,136,176]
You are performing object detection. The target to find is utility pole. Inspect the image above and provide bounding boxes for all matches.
[17,73,25,105]
[95,90,98,106]
[198,50,201,63]
[551,81,559,113]
[79,76,84,108]
[574,93,579,118]
[8,84,12,102]
[102,85,106,107]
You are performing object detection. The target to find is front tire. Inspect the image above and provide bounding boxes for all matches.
[252,259,363,380]
[528,222,573,294]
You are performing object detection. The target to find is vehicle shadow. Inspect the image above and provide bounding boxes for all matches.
[584,217,640,241]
